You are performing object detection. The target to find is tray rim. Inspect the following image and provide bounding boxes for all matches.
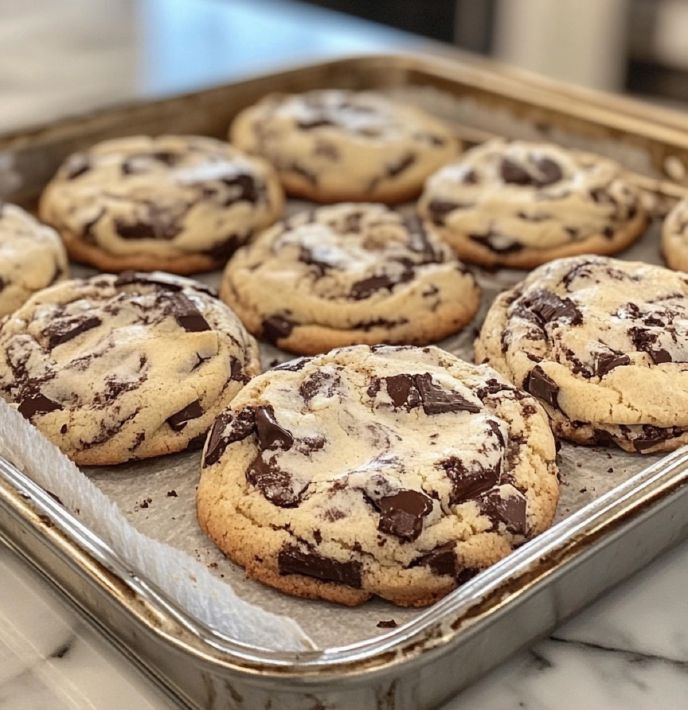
[1,51,688,685]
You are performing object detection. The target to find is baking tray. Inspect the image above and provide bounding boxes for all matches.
[1,53,688,709]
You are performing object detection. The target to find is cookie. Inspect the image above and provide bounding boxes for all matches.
[475,255,688,453]
[418,139,648,269]
[197,344,558,607]
[229,90,458,203]
[0,204,69,317]
[661,198,688,272]
[0,271,260,465]
[220,204,480,354]
[39,135,283,274]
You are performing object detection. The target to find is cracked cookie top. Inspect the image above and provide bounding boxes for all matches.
[0,204,69,317]
[220,203,480,353]
[197,344,558,607]
[229,90,458,203]
[39,135,283,273]
[0,271,260,465]
[475,255,688,453]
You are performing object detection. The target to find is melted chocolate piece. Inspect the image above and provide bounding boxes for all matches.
[377,490,433,541]
[167,400,203,431]
[500,156,562,187]
[629,327,672,365]
[203,408,256,467]
[534,157,563,185]
[525,367,559,408]
[246,454,304,506]
[410,542,458,577]
[596,353,631,377]
[480,489,527,535]
[426,200,458,225]
[350,274,396,300]
[299,370,339,401]
[518,290,582,326]
[383,374,421,410]
[273,357,309,372]
[169,293,211,332]
[254,405,293,450]
[469,231,523,254]
[262,315,295,344]
[414,373,481,415]
[278,545,362,588]
[114,220,156,240]
[44,316,102,349]
[500,158,532,185]
[220,173,259,204]
[18,392,62,419]
[632,425,683,452]
[441,458,501,504]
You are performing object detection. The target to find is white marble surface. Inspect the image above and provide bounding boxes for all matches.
[0,0,687,708]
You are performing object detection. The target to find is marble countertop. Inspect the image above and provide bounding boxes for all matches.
[0,0,686,708]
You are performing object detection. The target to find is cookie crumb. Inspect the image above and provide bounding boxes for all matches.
[377,619,398,628]
[607,467,613,473]
[166,490,178,497]
[579,487,587,494]
[139,496,152,509]
[268,358,281,368]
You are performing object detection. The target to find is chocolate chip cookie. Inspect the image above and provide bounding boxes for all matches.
[0,204,68,317]
[197,344,558,607]
[475,255,688,453]
[418,139,648,269]
[229,90,458,203]
[662,198,688,272]
[220,204,480,354]
[0,272,260,465]
[39,135,284,274]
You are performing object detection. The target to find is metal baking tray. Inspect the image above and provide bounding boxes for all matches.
[1,53,688,709]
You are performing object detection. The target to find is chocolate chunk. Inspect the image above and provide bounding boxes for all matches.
[469,230,523,254]
[254,405,293,450]
[518,290,582,326]
[262,315,295,344]
[409,542,458,576]
[220,173,259,204]
[114,220,157,240]
[525,366,559,408]
[383,374,421,410]
[632,425,682,452]
[350,274,396,300]
[377,490,433,542]
[297,117,334,130]
[649,349,672,365]
[278,545,362,588]
[246,454,305,506]
[534,157,563,185]
[629,327,672,365]
[426,199,458,225]
[299,370,339,401]
[441,458,500,504]
[18,392,62,419]
[500,158,532,185]
[595,353,630,377]
[385,152,415,179]
[480,489,527,535]
[167,400,203,431]
[168,293,211,332]
[43,316,102,349]
[414,373,480,415]
[203,408,256,467]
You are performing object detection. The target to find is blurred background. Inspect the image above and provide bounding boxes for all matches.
[2,0,688,133]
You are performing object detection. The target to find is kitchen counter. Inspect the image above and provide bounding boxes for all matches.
[0,0,686,707]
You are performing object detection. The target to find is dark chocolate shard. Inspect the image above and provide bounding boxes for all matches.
[595,352,631,377]
[169,293,211,332]
[254,405,293,450]
[519,290,582,326]
[203,408,256,467]
[479,489,528,535]
[18,392,63,419]
[377,490,433,542]
[262,315,295,344]
[246,454,305,507]
[167,400,203,431]
[278,545,362,588]
[414,373,481,415]
[629,327,672,365]
[299,370,339,402]
[220,173,259,204]
[383,374,421,410]
[350,274,395,300]
[525,366,559,408]
[409,542,458,577]
[272,357,309,372]
[44,316,102,349]
[441,457,501,504]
